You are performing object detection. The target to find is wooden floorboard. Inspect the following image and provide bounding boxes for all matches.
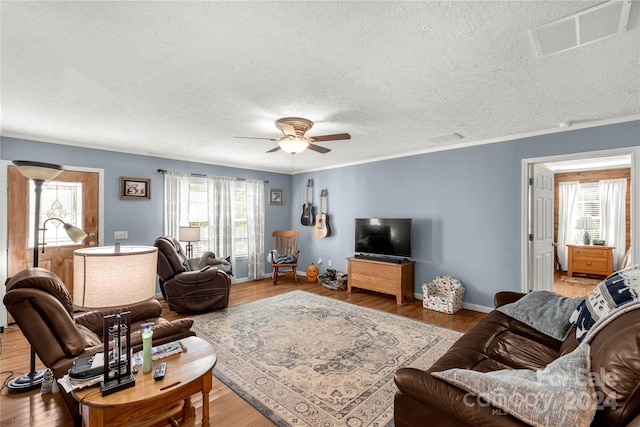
[553,269,599,298]
[1,277,486,427]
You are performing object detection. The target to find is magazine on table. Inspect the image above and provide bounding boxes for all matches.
[132,340,186,366]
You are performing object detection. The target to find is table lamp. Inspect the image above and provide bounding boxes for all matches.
[73,245,158,395]
[576,217,597,245]
[8,160,86,393]
[179,226,200,258]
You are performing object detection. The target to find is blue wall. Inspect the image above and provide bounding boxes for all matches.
[290,121,639,308]
[2,120,639,308]
[1,137,292,279]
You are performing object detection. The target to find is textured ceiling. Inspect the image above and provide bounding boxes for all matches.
[1,1,639,174]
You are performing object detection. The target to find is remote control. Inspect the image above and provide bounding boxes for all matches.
[153,362,166,380]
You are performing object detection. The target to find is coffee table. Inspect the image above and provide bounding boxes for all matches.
[73,336,216,427]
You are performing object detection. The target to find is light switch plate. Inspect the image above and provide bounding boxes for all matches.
[114,231,128,240]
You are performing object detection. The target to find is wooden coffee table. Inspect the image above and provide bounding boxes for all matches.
[73,336,216,427]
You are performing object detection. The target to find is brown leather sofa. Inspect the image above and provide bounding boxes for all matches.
[394,291,640,427]
[154,236,231,313]
[3,267,195,426]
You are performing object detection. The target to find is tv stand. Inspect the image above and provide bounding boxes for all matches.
[354,254,407,264]
[347,257,415,305]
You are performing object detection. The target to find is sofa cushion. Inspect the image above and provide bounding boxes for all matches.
[587,305,640,427]
[570,264,640,343]
[498,290,583,341]
[432,343,596,427]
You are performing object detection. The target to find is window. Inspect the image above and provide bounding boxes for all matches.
[181,177,248,258]
[235,181,248,257]
[29,180,83,247]
[573,182,601,244]
[186,176,208,255]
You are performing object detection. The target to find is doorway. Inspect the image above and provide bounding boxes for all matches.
[522,147,640,295]
[0,161,104,328]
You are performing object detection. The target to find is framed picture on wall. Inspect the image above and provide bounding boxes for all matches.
[120,177,151,200]
[269,188,284,205]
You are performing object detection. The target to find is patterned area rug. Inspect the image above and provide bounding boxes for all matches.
[560,275,602,285]
[192,290,462,427]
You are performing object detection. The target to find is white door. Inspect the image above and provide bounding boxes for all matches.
[530,164,555,292]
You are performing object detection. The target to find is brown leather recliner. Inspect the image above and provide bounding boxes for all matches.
[393,291,640,427]
[3,267,195,426]
[154,236,231,313]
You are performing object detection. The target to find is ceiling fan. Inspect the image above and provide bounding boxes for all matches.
[234,117,351,154]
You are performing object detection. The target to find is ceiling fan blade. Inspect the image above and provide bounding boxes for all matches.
[266,146,281,153]
[307,143,331,154]
[276,122,297,137]
[234,136,279,141]
[308,133,351,142]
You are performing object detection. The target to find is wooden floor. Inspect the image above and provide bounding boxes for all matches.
[553,269,599,298]
[1,277,486,427]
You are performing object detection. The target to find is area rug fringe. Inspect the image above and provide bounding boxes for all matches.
[192,290,462,427]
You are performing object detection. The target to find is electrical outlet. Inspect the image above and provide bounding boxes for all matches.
[114,231,128,240]
[328,260,332,266]
[317,258,322,265]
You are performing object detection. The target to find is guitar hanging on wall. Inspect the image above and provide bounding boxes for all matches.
[301,179,315,226]
[314,189,331,238]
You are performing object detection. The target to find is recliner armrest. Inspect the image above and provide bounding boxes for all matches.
[493,291,527,308]
[172,266,220,282]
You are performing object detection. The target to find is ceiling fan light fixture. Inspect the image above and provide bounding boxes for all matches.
[279,136,309,154]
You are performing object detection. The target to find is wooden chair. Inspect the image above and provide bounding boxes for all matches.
[270,230,300,285]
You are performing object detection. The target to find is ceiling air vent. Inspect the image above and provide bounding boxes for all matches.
[530,0,632,58]
[429,132,464,144]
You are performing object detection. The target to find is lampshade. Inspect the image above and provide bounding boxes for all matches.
[576,217,597,230]
[63,222,88,242]
[179,226,201,242]
[12,160,63,181]
[278,136,309,154]
[73,246,157,309]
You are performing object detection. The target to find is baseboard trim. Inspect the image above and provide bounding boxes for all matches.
[461,302,493,313]
[413,292,492,314]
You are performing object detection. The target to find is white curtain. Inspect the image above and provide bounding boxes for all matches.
[163,171,190,237]
[600,178,627,270]
[246,179,265,280]
[557,181,578,271]
[207,176,236,272]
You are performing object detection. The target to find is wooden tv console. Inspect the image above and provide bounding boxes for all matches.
[347,257,415,305]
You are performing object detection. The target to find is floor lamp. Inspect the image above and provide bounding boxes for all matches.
[9,161,81,392]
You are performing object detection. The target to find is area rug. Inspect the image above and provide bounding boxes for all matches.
[560,275,602,285]
[192,290,462,427]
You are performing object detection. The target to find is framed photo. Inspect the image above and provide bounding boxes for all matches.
[120,177,151,200]
[269,188,284,205]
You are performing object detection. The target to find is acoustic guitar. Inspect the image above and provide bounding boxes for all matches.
[301,179,315,226]
[314,189,331,238]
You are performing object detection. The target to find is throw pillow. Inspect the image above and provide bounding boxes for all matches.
[224,256,233,276]
[267,250,280,264]
[498,291,583,341]
[569,264,640,343]
[432,344,596,427]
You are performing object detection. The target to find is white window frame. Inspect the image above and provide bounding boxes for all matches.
[573,182,601,244]
[235,181,248,258]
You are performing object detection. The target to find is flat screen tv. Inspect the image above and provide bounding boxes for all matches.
[354,218,412,258]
